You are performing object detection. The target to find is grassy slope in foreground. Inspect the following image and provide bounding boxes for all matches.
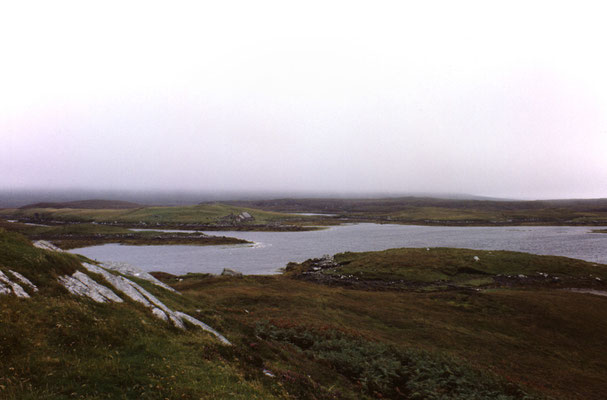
[1,228,540,399]
[0,220,249,250]
[3,227,607,399]
[0,228,537,399]
[0,228,280,399]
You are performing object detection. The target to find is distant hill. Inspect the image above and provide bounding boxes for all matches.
[221,196,607,213]
[20,199,142,210]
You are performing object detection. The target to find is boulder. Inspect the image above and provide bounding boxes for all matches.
[100,261,176,292]
[175,311,231,345]
[221,268,243,276]
[0,270,30,298]
[33,240,64,252]
[9,270,38,292]
[57,271,122,303]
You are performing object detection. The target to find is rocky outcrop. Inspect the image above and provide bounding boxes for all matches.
[33,240,64,252]
[15,239,231,343]
[174,311,231,345]
[8,270,39,292]
[101,261,176,292]
[0,270,30,298]
[0,281,10,295]
[81,262,182,327]
[57,262,232,343]
[78,263,231,341]
[221,268,243,276]
[58,271,123,303]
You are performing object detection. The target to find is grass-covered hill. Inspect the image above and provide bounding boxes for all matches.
[225,196,607,225]
[20,199,143,210]
[2,227,607,399]
[5,196,607,229]
[173,251,607,399]
[0,219,249,250]
[0,228,273,399]
[286,247,607,291]
[0,202,316,231]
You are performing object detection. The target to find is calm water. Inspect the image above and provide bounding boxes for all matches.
[70,224,607,275]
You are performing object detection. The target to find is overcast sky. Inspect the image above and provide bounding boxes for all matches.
[1,1,606,199]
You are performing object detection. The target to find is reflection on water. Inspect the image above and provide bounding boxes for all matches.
[70,224,607,275]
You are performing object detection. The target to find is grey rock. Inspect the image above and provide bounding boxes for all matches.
[152,307,169,321]
[174,311,231,345]
[58,272,122,303]
[82,262,184,328]
[72,271,123,303]
[126,279,185,329]
[0,270,30,298]
[83,264,152,306]
[33,240,64,252]
[262,369,275,378]
[0,281,12,295]
[221,268,243,276]
[76,262,229,340]
[8,270,38,292]
[100,261,176,292]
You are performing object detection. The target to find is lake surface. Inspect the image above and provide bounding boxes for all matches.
[70,224,607,275]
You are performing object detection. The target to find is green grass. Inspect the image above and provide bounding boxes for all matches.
[1,203,298,226]
[226,197,607,226]
[174,273,607,400]
[254,321,530,399]
[319,248,607,286]
[0,221,250,250]
[3,228,607,399]
[0,229,283,399]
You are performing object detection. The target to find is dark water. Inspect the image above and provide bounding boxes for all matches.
[70,224,607,275]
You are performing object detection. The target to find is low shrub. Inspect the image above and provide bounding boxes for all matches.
[255,321,534,399]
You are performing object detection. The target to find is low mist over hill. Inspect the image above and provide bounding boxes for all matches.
[20,199,142,210]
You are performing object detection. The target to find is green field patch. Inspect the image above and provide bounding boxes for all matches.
[329,248,607,284]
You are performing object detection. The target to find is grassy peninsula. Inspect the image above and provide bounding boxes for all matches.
[3,197,607,234]
[0,201,321,231]
[0,220,249,250]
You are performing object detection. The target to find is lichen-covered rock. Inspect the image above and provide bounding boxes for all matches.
[100,261,176,292]
[0,281,11,295]
[0,270,30,298]
[221,268,243,276]
[83,263,152,306]
[33,240,64,252]
[151,307,169,321]
[58,271,123,303]
[72,271,123,303]
[175,311,232,345]
[82,262,184,328]
[8,270,39,292]
[125,279,185,329]
[77,262,228,339]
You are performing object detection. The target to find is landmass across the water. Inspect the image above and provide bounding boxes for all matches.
[3,197,607,231]
[0,220,250,250]
[2,195,607,251]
